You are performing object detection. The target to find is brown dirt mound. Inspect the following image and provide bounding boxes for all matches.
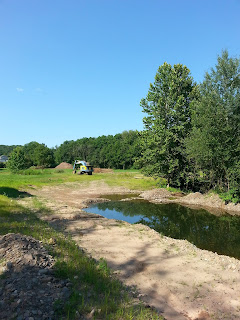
[140,188,172,201]
[178,192,224,209]
[55,162,73,169]
[94,168,114,173]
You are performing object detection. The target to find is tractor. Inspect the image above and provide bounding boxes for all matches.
[73,160,93,175]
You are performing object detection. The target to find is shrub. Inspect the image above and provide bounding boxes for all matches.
[7,147,30,173]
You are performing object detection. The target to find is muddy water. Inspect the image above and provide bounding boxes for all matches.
[83,198,240,259]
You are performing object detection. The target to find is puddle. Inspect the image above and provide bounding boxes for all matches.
[83,200,240,259]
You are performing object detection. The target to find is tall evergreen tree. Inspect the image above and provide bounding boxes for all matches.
[140,62,198,187]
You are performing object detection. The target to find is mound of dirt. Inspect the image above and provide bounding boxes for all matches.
[140,188,172,202]
[0,233,71,320]
[178,192,223,208]
[94,168,114,173]
[55,162,72,169]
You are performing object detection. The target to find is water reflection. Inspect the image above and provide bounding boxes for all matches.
[83,200,240,259]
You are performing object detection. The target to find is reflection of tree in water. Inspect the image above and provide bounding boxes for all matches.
[93,201,240,259]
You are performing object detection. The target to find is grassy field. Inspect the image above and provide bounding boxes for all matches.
[0,168,164,319]
[0,167,165,197]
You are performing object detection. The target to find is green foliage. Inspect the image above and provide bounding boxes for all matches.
[6,142,55,173]
[139,62,198,188]
[0,144,21,156]
[54,130,141,170]
[23,141,55,168]
[219,190,240,204]
[7,146,29,172]
[186,50,240,201]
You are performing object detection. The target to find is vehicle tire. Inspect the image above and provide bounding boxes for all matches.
[88,172,92,175]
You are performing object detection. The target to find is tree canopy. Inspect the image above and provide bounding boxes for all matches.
[186,50,240,200]
[139,62,198,187]
[7,142,55,172]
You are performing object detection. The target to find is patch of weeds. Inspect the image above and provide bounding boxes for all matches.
[166,186,182,193]
[20,169,45,175]
[98,258,111,276]
[55,169,64,173]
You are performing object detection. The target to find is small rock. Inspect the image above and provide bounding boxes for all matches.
[38,269,48,275]
[62,287,70,298]
[85,308,95,319]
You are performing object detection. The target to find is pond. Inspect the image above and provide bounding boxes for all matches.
[83,197,240,259]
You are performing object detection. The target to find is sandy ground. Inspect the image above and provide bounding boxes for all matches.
[25,181,240,320]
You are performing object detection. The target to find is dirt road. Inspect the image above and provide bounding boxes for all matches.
[28,181,240,320]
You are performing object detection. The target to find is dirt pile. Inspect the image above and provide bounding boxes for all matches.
[0,233,71,320]
[55,162,72,169]
[140,188,172,202]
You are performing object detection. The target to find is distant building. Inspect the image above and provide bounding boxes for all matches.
[0,155,9,163]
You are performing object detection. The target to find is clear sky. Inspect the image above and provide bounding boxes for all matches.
[1,0,239,148]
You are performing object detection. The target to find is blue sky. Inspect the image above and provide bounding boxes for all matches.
[1,0,239,148]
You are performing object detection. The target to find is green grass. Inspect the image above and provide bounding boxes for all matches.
[0,168,164,193]
[0,169,164,319]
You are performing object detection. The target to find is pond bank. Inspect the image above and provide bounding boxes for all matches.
[27,181,240,320]
[140,188,240,215]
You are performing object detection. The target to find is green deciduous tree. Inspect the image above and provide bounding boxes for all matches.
[186,50,240,199]
[32,144,55,168]
[139,62,198,187]
[23,142,55,168]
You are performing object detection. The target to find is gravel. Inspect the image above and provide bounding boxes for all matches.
[0,233,71,320]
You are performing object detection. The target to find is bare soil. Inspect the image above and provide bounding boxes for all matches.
[0,234,70,320]
[27,182,240,320]
[55,162,73,169]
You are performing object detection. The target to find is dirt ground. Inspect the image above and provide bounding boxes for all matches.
[26,181,240,320]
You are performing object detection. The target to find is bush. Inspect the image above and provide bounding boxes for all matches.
[7,147,30,173]
[219,189,240,204]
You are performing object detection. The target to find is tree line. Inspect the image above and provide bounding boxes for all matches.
[0,145,20,156]
[54,130,140,169]
[5,131,141,172]
[3,50,240,202]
